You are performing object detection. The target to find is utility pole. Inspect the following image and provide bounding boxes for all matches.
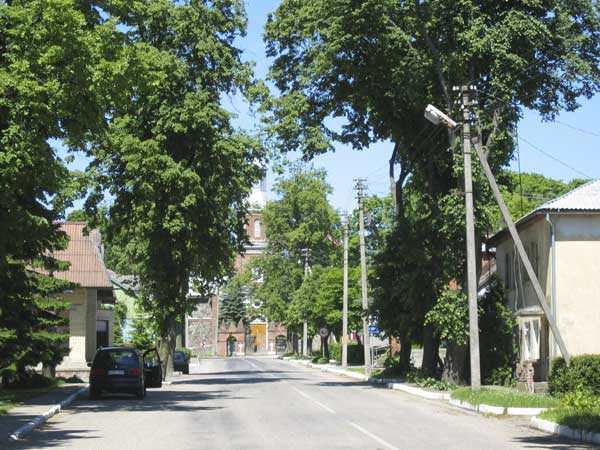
[301,248,311,358]
[356,180,372,375]
[342,212,349,369]
[471,125,571,364]
[460,85,481,390]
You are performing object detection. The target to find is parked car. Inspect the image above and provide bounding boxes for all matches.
[174,350,189,374]
[88,347,162,399]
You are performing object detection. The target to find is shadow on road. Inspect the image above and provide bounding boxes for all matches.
[6,389,228,449]
[512,434,599,449]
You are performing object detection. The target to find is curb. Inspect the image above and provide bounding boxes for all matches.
[7,386,88,442]
[531,416,600,445]
[448,397,549,416]
[282,358,449,401]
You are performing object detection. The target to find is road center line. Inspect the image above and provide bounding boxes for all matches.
[290,386,336,414]
[347,421,400,450]
[246,359,334,413]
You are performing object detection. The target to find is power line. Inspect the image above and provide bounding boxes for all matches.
[554,120,600,138]
[518,136,593,179]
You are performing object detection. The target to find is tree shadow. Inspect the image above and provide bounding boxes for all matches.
[512,434,599,449]
[313,381,371,388]
[6,389,228,448]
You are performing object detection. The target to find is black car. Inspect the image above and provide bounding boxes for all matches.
[88,347,162,399]
[173,350,189,374]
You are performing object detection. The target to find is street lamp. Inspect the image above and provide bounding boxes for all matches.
[424,91,481,390]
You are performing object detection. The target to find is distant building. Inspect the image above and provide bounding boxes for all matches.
[184,172,287,356]
[489,179,600,380]
[39,222,115,376]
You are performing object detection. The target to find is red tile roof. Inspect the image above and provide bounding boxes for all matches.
[44,222,112,288]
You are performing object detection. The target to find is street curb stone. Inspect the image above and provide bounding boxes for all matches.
[281,357,450,400]
[530,416,600,445]
[7,386,88,442]
[448,397,550,416]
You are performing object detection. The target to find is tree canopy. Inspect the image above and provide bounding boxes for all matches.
[264,0,600,380]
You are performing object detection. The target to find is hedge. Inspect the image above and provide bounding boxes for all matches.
[329,343,364,365]
[549,355,600,396]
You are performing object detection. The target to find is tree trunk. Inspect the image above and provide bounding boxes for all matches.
[159,314,177,381]
[42,364,56,378]
[398,332,413,374]
[421,325,440,377]
[442,341,467,384]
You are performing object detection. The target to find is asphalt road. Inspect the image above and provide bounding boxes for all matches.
[9,357,598,450]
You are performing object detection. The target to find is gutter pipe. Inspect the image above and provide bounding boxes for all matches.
[545,213,558,359]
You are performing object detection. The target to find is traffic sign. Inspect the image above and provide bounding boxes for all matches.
[318,327,329,337]
[368,325,379,334]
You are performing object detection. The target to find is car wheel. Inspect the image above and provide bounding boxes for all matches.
[136,386,146,400]
[183,368,189,375]
[89,387,99,400]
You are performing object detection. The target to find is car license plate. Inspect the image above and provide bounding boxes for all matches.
[107,370,124,375]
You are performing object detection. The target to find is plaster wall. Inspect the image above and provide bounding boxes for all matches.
[552,215,600,358]
[495,217,552,311]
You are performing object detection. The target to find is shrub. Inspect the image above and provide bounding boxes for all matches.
[549,355,600,396]
[329,343,364,365]
[176,347,192,359]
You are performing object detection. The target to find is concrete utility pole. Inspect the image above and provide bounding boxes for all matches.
[460,86,481,390]
[471,131,571,364]
[214,287,220,357]
[301,248,311,358]
[342,213,349,369]
[356,180,372,375]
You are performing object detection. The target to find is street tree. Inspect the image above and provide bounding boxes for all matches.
[264,0,600,381]
[0,0,118,381]
[85,0,265,375]
[254,163,340,342]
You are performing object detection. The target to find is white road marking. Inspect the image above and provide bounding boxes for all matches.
[347,421,400,450]
[291,386,336,414]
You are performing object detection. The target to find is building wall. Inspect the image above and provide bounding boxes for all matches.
[496,213,600,379]
[553,214,600,357]
[85,288,98,362]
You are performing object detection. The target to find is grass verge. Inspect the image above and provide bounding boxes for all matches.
[540,408,600,434]
[0,380,64,415]
[346,367,382,377]
[451,387,560,408]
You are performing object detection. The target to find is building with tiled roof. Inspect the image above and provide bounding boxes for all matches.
[488,178,600,381]
[42,222,115,375]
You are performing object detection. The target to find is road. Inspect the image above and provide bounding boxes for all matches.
[9,357,597,450]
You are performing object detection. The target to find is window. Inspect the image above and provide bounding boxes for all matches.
[253,219,261,238]
[520,318,541,361]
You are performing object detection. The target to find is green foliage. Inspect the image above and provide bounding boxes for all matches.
[254,164,340,332]
[452,387,559,408]
[549,355,600,397]
[479,276,517,385]
[406,372,454,391]
[220,273,251,325]
[265,0,600,384]
[425,287,469,346]
[311,355,329,364]
[176,347,192,359]
[79,0,266,367]
[1,0,116,381]
[329,343,365,366]
[129,317,156,351]
[541,389,600,434]
[113,301,128,347]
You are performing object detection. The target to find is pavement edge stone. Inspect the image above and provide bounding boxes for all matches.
[7,386,88,442]
[530,416,600,445]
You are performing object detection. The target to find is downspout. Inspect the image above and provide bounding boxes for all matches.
[545,213,558,360]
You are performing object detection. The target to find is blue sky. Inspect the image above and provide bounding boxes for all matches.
[63,0,600,214]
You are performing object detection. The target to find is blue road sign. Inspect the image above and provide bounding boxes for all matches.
[368,325,379,334]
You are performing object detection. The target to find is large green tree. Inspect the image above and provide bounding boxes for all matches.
[254,163,340,341]
[264,0,600,381]
[85,0,264,375]
[0,0,118,380]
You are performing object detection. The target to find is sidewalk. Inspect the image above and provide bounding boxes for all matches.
[0,383,87,442]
